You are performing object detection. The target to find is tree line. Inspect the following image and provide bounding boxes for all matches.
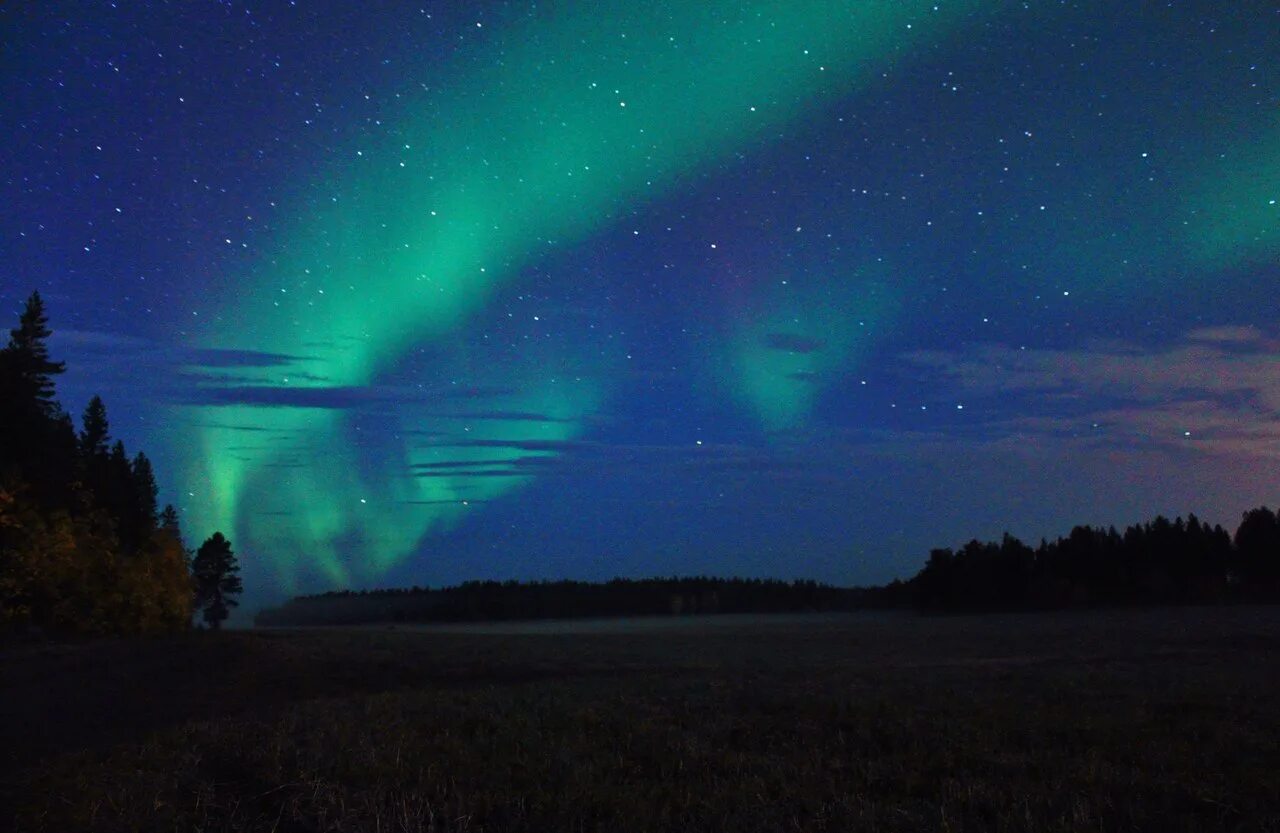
[255,577,875,627]
[0,292,242,635]
[259,508,1280,626]
[900,510,1280,612]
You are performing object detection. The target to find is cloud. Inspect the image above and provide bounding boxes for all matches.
[189,422,298,434]
[408,440,842,491]
[413,470,536,479]
[1186,326,1268,346]
[172,381,525,410]
[54,329,315,371]
[184,348,318,368]
[419,410,572,423]
[52,329,153,351]
[898,326,1280,459]
[441,386,521,400]
[175,385,403,409]
[412,460,517,470]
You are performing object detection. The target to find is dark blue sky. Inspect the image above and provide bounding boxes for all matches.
[3,1,1278,608]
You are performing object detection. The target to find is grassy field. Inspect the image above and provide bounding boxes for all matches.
[3,608,1279,832]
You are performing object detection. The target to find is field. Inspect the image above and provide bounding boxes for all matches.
[4,608,1280,832]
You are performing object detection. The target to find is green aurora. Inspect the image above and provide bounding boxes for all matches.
[166,0,1278,591]
[178,1,993,588]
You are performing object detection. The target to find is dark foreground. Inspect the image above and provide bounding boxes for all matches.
[4,608,1279,832]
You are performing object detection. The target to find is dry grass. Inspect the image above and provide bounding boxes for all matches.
[5,608,1280,832]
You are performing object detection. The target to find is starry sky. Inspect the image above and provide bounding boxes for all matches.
[3,1,1278,610]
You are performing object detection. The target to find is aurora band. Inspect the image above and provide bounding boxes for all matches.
[176,1,994,590]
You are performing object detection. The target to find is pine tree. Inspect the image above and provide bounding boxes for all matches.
[5,291,65,416]
[104,440,135,545]
[130,451,158,535]
[192,532,242,629]
[1,292,67,477]
[79,396,110,459]
[108,440,127,469]
[159,504,181,536]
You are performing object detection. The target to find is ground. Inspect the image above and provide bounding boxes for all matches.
[3,608,1279,832]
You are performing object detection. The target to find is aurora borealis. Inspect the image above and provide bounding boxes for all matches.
[2,1,1278,610]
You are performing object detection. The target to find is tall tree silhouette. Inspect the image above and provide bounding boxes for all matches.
[1,292,74,507]
[130,452,159,534]
[192,532,242,629]
[159,504,181,536]
[4,291,65,417]
[130,453,157,524]
[79,396,110,459]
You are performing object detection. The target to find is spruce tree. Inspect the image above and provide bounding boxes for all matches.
[130,452,158,535]
[5,291,65,416]
[104,440,134,544]
[79,396,110,459]
[1,292,67,476]
[192,532,242,629]
[159,504,181,536]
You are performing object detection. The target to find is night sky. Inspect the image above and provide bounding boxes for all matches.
[3,1,1278,610]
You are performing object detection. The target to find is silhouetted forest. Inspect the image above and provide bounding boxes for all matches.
[904,510,1280,612]
[259,509,1280,626]
[255,577,876,626]
[0,292,193,635]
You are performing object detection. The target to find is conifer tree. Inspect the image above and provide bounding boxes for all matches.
[129,451,158,536]
[79,396,110,459]
[5,291,65,416]
[1,294,76,507]
[192,532,242,629]
[104,440,134,543]
[159,504,181,536]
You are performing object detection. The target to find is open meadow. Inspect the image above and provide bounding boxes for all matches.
[4,607,1280,832]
